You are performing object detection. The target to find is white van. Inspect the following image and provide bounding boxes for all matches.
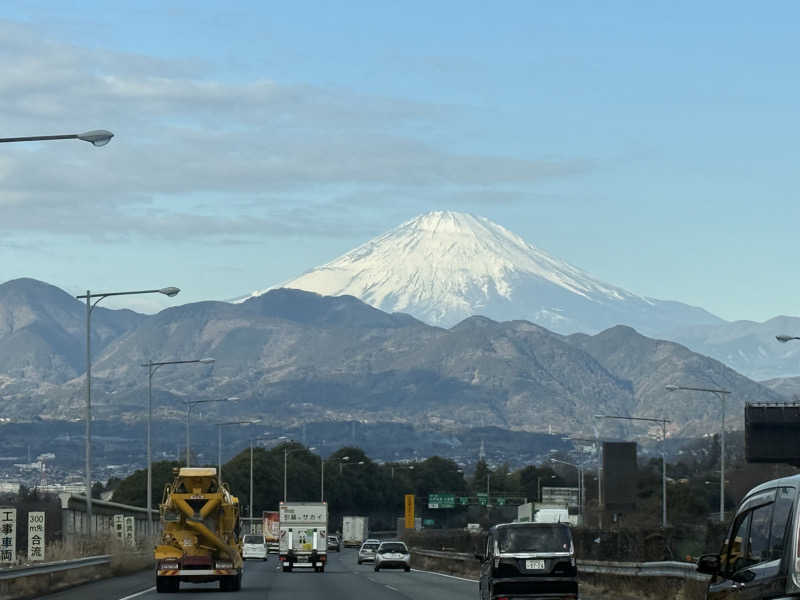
[242,534,267,561]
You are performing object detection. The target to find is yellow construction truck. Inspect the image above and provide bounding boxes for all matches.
[154,467,244,593]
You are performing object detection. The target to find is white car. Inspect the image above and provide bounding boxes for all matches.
[357,540,380,564]
[374,541,411,572]
[242,534,267,560]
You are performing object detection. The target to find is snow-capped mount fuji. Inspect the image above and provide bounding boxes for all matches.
[244,211,722,334]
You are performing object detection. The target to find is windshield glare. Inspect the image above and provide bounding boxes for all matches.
[497,526,571,553]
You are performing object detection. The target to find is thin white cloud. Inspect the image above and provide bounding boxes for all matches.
[0,20,589,241]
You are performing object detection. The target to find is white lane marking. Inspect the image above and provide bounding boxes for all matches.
[118,586,155,600]
[385,584,400,592]
[410,568,478,583]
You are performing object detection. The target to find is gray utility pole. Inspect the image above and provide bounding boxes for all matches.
[185,397,238,467]
[665,385,731,522]
[143,357,214,537]
[594,415,671,528]
[77,286,179,536]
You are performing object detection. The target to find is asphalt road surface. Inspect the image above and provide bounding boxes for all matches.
[37,549,604,600]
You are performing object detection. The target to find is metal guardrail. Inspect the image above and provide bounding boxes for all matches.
[411,548,710,582]
[414,549,474,561]
[578,559,710,582]
[0,555,111,581]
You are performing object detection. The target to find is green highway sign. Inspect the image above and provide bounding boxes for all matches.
[458,496,470,506]
[428,493,455,509]
[477,493,488,506]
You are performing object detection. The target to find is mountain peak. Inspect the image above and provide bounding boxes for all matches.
[242,211,722,334]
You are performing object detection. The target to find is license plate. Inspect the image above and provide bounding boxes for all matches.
[525,559,545,570]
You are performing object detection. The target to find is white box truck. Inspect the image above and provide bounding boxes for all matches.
[279,501,328,572]
[342,516,369,548]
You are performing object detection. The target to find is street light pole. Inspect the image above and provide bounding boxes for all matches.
[247,435,287,531]
[76,286,179,536]
[143,357,214,537]
[283,443,311,502]
[594,414,671,528]
[185,397,238,467]
[550,458,584,524]
[0,130,114,146]
[665,385,731,522]
[216,419,261,484]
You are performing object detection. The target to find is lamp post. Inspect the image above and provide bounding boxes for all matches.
[283,443,309,502]
[248,435,286,532]
[216,419,260,484]
[391,464,415,479]
[563,436,603,526]
[142,357,214,537]
[550,458,584,523]
[76,286,179,535]
[0,130,114,146]
[594,415,671,528]
[665,384,731,522]
[185,396,238,467]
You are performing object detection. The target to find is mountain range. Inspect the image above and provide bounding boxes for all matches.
[241,211,800,380]
[0,277,786,437]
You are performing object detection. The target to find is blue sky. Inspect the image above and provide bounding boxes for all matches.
[1,2,799,320]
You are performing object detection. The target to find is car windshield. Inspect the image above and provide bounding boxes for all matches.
[496,526,571,553]
[244,535,263,544]
[380,543,407,553]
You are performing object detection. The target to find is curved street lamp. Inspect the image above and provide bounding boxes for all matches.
[665,384,731,522]
[217,419,261,484]
[76,286,180,535]
[142,357,215,537]
[0,129,114,146]
[184,395,237,467]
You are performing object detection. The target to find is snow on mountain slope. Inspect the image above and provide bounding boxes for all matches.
[242,211,722,334]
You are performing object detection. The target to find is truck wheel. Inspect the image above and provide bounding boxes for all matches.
[374,565,380,572]
[156,576,172,593]
[319,565,325,573]
[282,564,292,573]
[234,573,242,591]
[404,566,411,572]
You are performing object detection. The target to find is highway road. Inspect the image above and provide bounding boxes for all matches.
[38,549,606,600]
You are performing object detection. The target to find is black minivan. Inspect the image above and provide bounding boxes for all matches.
[697,475,800,599]
[477,522,578,600]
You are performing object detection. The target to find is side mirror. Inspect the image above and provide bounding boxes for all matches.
[730,569,756,583]
[696,554,721,575]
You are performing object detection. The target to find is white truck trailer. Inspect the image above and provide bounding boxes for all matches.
[279,501,328,572]
[341,515,369,548]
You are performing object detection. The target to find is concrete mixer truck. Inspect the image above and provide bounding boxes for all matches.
[154,467,243,593]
